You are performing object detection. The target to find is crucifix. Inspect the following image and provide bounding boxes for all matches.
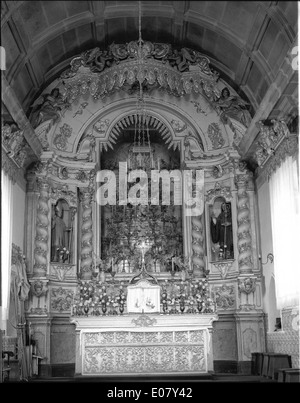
[141,240,146,264]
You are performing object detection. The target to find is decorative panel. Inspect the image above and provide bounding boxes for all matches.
[82,330,206,375]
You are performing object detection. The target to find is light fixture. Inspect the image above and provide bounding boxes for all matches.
[129,1,155,172]
[259,253,274,265]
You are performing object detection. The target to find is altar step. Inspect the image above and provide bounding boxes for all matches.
[24,373,276,383]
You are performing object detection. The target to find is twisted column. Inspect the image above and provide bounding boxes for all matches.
[33,180,50,276]
[80,190,93,279]
[191,214,205,277]
[236,175,253,273]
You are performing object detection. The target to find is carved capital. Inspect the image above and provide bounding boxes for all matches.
[79,189,93,203]
[254,119,290,168]
[234,174,249,189]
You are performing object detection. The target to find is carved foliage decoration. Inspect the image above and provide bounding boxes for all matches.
[50,185,77,207]
[254,119,291,167]
[213,284,235,309]
[63,41,217,77]
[258,134,298,183]
[60,42,220,103]
[2,122,28,168]
[94,119,110,134]
[33,181,50,276]
[51,287,74,312]
[206,182,233,203]
[2,149,19,184]
[207,123,225,149]
[53,123,72,151]
[235,175,253,273]
[80,191,93,277]
[132,314,157,327]
[170,119,187,133]
[82,329,206,374]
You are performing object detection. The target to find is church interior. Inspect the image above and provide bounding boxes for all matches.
[1,1,299,383]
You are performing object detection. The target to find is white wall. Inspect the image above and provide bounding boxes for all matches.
[11,182,26,250]
[257,180,280,331]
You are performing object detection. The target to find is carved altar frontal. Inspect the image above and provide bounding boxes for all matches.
[72,314,217,376]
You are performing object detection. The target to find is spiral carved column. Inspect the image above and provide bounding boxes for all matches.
[80,190,93,279]
[191,214,205,277]
[33,180,50,277]
[235,175,253,273]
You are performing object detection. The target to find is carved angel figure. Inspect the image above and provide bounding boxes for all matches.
[214,87,252,128]
[82,48,114,72]
[29,88,71,129]
[168,48,195,72]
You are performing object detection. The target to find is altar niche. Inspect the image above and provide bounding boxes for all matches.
[209,197,234,262]
[50,199,73,263]
[99,128,183,274]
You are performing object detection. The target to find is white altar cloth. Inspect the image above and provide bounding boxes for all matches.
[71,313,218,376]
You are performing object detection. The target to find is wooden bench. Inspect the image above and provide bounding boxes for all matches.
[262,352,270,377]
[267,353,292,380]
[277,368,300,383]
[251,352,264,375]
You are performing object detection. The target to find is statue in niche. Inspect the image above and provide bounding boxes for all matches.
[210,197,234,261]
[51,200,71,263]
[214,87,252,128]
[29,88,71,129]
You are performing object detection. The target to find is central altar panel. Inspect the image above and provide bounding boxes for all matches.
[72,314,217,376]
[127,279,160,313]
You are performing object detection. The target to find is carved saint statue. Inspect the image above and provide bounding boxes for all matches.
[51,201,70,262]
[210,200,234,261]
[214,87,252,128]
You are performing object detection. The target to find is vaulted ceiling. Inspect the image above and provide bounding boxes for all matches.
[1,1,298,161]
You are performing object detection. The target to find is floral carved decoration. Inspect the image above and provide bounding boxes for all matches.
[213,284,235,310]
[254,119,291,167]
[53,123,72,151]
[2,122,28,168]
[132,314,157,327]
[207,123,225,149]
[60,41,221,103]
[206,182,233,203]
[51,287,74,312]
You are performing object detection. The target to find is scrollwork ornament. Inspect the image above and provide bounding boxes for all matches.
[132,314,157,327]
[206,182,232,203]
